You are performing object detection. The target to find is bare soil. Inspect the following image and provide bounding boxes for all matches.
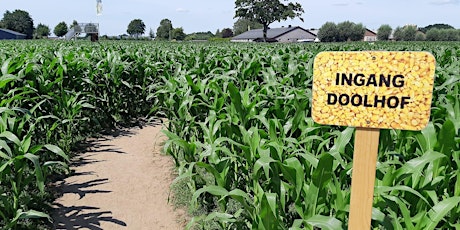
[51,121,185,230]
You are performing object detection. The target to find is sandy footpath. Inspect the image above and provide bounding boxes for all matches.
[51,121,185,230]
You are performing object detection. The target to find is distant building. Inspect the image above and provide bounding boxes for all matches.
[231,26,317,43]
[364,29,377,42]
[308,29,320,36]
[306,29,321,42]
[0,28,26,40]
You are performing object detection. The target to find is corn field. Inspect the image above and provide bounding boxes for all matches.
[0,40,459,229]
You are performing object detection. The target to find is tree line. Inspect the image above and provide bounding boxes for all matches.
[0,9,261,41]
[0,10,86,39]
[317,21,366,42]
[0,0,302,41]
[317,22,460,42]
[391,24,460,41]
[0,9,247,41]
[1,2,459,42]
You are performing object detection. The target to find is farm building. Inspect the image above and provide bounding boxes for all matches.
[0,28,26,40]
[308,29,320,36]
[363,29,377,42]
[231,26,317,43]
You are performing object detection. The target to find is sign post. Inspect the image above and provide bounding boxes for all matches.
[312,51,436,229]
[348,128,379,229]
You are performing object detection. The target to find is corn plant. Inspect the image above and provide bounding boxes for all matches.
[0,107,68,229]
[157,42,460,229]
[1,40,459,229]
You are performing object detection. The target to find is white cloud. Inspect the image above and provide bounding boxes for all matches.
[176,8,190,13]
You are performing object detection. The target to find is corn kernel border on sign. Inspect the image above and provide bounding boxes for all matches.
[312,51,436,131]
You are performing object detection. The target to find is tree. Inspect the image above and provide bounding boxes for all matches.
[425,28,441,41]
[393,27,403,41]
[336,21,353,42]
[426,28,460,41]
[420,23,454,33]
[439,29,460,41]
[317,22,338,42]
[415,32,425,41]
[349,23,366,41]
[393,25,417,41]
[235,0,304,41]
[377,24,392,41]
[34,23,50,38]
[54,21,68,37]
[233,18,263,35]
[402,25,417,41]
[215,29,222,38]
[171,27,186,41]
[185,31,215,41]
[69,20,78,29]
[336,21,365,42]
[127,19,145,38]
[70,20,82,33]
[156,19,173,40]
[0,10,34,39]
[149,28,155,39]
[221,28,234,38]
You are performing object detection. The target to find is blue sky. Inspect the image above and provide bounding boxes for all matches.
[1,0,459,36]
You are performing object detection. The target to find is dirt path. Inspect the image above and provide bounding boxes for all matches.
[52,121,185,230]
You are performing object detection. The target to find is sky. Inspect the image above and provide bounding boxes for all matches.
[1,0,459,36]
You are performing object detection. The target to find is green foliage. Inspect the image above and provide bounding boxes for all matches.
[337,21,365,42]
[127,19,146,38]
[235,0,304,41]
[415,32,426,41]
[393,25,417,41]
[156,18,173,41]
[69,20,78,29]
[0,10,34,39]
[171,27,186,41]
[393,27,403,41]
[318,21,365,42]
[426,29,441,41]
[53,22,68,37]
[185,31,215,41]
[221,28,234,38]
[154,42,460,229]
[0,108,68,229]
[420,23,455,33]
[34,23,50,39]
[0,40,165,228]
[149,28,155,39]
[215,29,222,38]
[233,18,263,36]
[1,40,459,229]
[377,24,392,41]
[318,22,338,42]
[426,29,460,41]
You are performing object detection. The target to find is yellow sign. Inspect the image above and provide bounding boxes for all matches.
[312,51,436,130]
